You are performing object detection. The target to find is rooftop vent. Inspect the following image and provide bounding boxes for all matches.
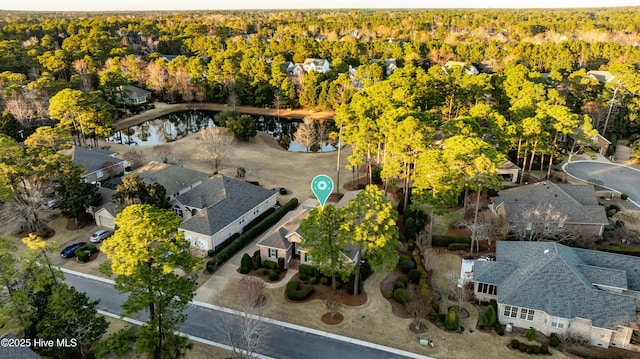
[544,249,550,254]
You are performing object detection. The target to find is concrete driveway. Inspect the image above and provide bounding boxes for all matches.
[564,160,640,206]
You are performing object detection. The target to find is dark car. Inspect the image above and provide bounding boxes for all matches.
[60,242,87,258]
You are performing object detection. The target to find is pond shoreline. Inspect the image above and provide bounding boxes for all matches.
[114,102,335,131]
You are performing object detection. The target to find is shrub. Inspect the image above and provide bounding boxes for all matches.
[253,252,262,269]
[268,271,279,281]
[511,339,520,349]
[286,281,314,301]
[360,260,373,281]
[480,305,497,328]
[241,253,253,269]
[393,277,408,290]
[309,277,317,284]
[319,277,329,285]
[207,249,215,257]
[518,343,526,352]
[299,264,316,277]
[444,308,459,331]
[540,344,549,354]
[263,260,277,270]
[404,217,417,241]
[489,299,498,314]
[533,346,540,354]
[257,268,268,276]
[549,333,560,347]
[398,255,412,263]
[239,266,250,274]
[524,327,537,341]
[277,257,285,271]
[393,288,411,305]
[399,259,416,274]
[206,260,217,273]
[242,207,276,232]
[621,193,629,200]
[431,235,471,247]
[448,243,470,251]
[298,273,308,281]
[279,187,287,195]
[384,290,393,298]
[494,322,504,336]
[208,198,298,270]
[408,269,421,284]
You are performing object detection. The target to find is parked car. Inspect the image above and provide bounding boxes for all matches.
[60,242,87,258]
[90,229,113,243]
[477,253,496,261]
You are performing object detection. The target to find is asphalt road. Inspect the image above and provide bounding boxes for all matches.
[564,161,640,205]
[64,273,425,359]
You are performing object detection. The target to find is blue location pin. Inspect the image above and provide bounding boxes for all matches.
[311,175,334,209]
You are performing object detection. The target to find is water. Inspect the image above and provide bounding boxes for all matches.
[109,110,337,152]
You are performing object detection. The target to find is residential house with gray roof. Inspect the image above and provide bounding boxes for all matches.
[302,58,331,73]
[0,333,40,359]
[62,145,126,184]
[256,193,360,269]
[474,241,640,351]
[490,182,608,240]
[178,175,277,251]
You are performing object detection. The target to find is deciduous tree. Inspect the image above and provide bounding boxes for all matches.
[196,127,234,172]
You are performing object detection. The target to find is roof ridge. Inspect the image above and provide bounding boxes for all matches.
[550,182,584,207]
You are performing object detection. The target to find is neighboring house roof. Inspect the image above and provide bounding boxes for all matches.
[443,61,479,74]
[131,161,209,197]
[0,333,41,359]
[492,182,608,225]
[180,176,277,236]
[302,58,330,72]
[385,59,398,75]
[122,85,151,99]
[175,175,226,209]
[94,187,117,216]
[587,70,615,83]
[62,145,122,174]
[474,241,639,330]
[498,159,520,171]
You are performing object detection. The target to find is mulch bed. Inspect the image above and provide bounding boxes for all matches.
[379,267,415,319]
[240,268,288,284]
[289,273,367,306]
[321,312,344,325]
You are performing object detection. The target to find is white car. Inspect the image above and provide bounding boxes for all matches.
[90,229,113,243]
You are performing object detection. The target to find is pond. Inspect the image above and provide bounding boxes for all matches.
[109,110,337,152]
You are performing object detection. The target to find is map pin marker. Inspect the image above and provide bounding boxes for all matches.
[311,175,334,209]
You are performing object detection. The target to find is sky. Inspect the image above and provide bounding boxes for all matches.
[2,0,639,12]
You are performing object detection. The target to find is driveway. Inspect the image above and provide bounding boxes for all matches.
[564,161,640,206]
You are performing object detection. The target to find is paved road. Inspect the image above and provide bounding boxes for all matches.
[64,273,425,359]
[564,161,640,205]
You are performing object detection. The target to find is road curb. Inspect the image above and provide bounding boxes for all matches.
[60,267,115,285]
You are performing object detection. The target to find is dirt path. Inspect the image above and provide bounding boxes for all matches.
[113,102,335,131]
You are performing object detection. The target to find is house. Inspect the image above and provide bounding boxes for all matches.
[256,193,360,269]
[443,61,479,75]
[62,145,127,183]
[567,132,611,156]
[179,175,277,251]
[490,182,608,240]
[91,186,117,228]
[0,333,41,359]
[473,241,640,351]
[498,159,521,185]
[121,85,151,105]
[302,58,331,73]
[587,70,615,84]
[385,59,398,76]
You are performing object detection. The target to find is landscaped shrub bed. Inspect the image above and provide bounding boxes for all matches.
[242,207,276,232]
[431,235,471,247]
[206,198,298,272]
[447,242,470,251]
[208,232,240,257]
[74,243,98,262]
[509,339,549,355]
[286,281,314,301]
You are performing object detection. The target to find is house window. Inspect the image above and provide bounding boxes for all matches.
[520,309,535,321]
[173,205,183,217]
[551,318,564,329]
[268,248,278,259]
[239,216,245,225]
[504,305,519,318]
[253,207,259,215]
[477,283,497,295]
[96,169,104,178]
[304,252,310,263]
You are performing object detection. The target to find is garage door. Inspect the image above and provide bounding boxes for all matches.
[98,216,115,229]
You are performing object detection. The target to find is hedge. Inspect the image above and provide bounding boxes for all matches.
[286,281,314,301]
[431,235,471,247]
[510,339,548,355]
[448,243,470,251]
[206,198,298,272]
[263,260,277,270]
[242,207,276,232]
[399,259,416,273]
[208,232,240,257]
[298,264,317,277]
[597,245,640,257]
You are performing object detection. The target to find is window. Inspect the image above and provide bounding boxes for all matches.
[96,169,104,178]
[551,318,564,329]
[477,283,497,296]
[268,248,278,259]
[253,207,260,215]
[304,252,310,263]
[239,216,245,225]
[173,205,183,217]
[520,309,535,321]
[504,305,519,318]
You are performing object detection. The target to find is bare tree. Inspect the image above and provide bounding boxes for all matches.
[324,295,342,320]
[152,144,173,163]
[458,219,491,253]
[122,148,146,170]
[218,277,270,359]
[451,284,472,310]
[421,246,438,272]
[196,127,235,173]
[294,116,318,152]
[73,58,92,92]
[508,202,573,241]
[272,91,282,115]
[406,294,432,331]
[102,161,119,179]
[4,93,36,125]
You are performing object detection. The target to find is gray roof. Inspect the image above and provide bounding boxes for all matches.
[132,161,209,197]
[175,175,226,209]
[123,85,151,98]
[180,176,277,236]
[257,207,309,250]
[474,241,639,329]
[64,145,122,174]
[95,187,117,216]
[587,70,615,83]
[0,333,40,359]
[493,182,608,225]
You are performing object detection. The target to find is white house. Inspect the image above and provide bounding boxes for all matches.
[443,61,479,75]
[121,85,151,104]
[63,146,127,184]
[302,58,331,73]
[474,241,640,352]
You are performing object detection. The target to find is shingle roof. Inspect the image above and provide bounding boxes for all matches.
[132,161,209,197]
[257,207,309,250]
[123,85,151,99]
[180,176,277,236]
[493,182,608,225]
[0,333,40,359]
[63,145,122,174]
[587,70,615,83]
[474,241,638,329]
[175,175,226,209]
